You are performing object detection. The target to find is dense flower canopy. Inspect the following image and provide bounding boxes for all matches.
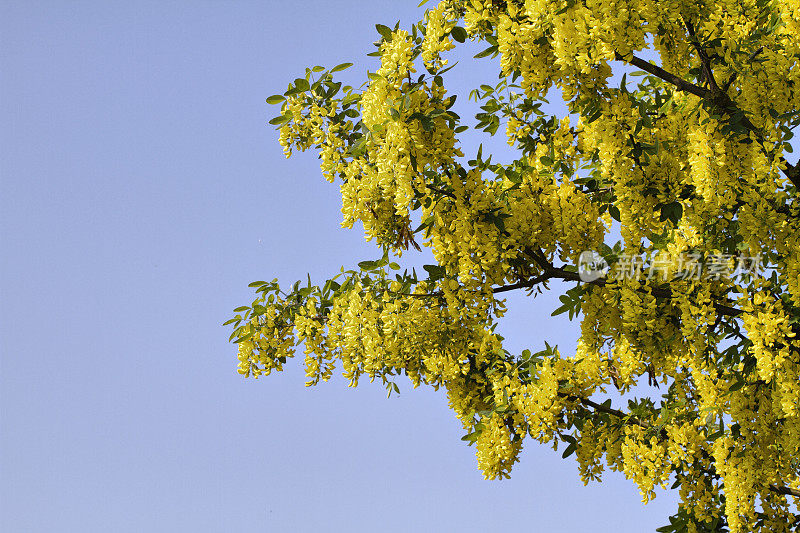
[228,1,800,530]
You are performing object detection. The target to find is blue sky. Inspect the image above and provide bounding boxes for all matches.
[1,1,678,531]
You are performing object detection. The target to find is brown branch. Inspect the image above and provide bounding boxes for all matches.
[722,47,763,93]
[497,251,744,317]
[614,51,709,99]
[426,183,456,200]
[492,272,553,294]
[389,291,442,299]
[682,17,720,92]
[614,50,800,190]
[783,161,800,189]
[770,485,800,498]
[563,394,649,429]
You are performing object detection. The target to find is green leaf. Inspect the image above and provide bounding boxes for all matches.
[266,95,286,105]
[294,78,310,92]
[376,24,392,40]
[728,379,745,392]
[474,45,497,59]
[234,331,254,344]
[555,0,576,15]
[342,93,360,106]
[450,26,467,43]
[659,201,683,225]
[268,114,292,125]
[331,62,354,73]
[358,260,379,270]
[423,264,446,281]
[562,442,577,458]
[460,431,479,445]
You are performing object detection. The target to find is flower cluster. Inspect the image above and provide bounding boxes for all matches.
[235,1,800,530]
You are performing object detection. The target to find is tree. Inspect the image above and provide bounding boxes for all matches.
[227,1,800,530]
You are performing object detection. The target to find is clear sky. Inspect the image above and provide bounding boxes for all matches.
[1,1,678,531]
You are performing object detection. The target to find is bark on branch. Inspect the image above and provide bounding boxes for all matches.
[493,250,743,317]
[770,485,800,498]
[614,51,800,190]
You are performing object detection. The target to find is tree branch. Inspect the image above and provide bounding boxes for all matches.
[492,272,553,294]
[614,52,709,99]
[682,17,720,93]
[563,394,649,429]
[426,183,456,200]
[614,51,800,190]
[770,485,800,498]
[495,250,744,318]
[722,47,763,93]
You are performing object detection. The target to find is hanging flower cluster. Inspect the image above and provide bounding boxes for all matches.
[231,1,800,530]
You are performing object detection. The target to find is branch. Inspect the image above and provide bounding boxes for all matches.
[783,161,800,190]
[722,47,763,93]
[499,250,744,317]
[682,17,720,92]
[614,51,800,190]
[563,394,649,429]
[426,183,456,200]
[492,272,553,294]
[770,485,800,498]
[614,51,709,99]
[389,291,442,299]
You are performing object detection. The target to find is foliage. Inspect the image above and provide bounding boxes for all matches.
[228,1,800,530]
